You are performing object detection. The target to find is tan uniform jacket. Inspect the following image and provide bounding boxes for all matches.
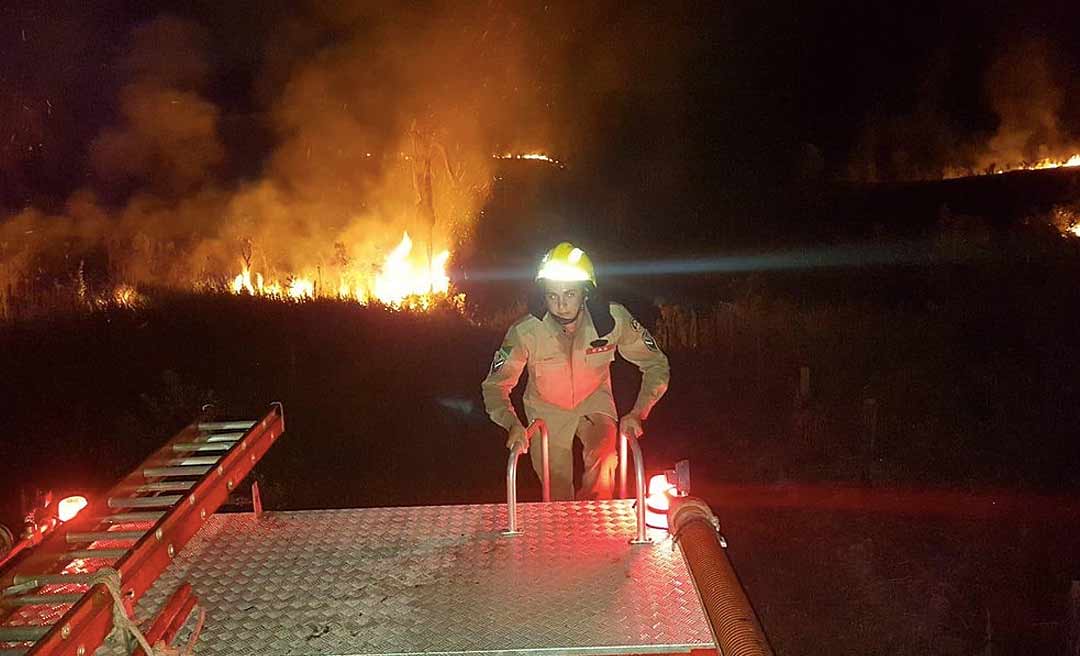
[481,303,670,434]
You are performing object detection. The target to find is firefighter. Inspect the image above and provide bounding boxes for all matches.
[481,242,670,500]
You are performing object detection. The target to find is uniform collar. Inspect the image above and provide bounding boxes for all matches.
[543,307,598,344]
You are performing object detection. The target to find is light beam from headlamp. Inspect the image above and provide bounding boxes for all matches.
[460,242,941,283]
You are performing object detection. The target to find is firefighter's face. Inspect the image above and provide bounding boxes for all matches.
[543,280,586,324]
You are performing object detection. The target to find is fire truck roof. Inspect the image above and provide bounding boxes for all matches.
[106,500,712,656]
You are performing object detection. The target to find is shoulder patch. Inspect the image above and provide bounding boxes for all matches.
[641,329,659,352]
[490,345,512,374]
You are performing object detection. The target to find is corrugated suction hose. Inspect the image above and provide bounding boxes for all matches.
[669,496,774,656]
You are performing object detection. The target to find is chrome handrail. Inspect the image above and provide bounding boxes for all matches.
[502,420,550,536]
[504,421,647,544]
[619,433,628,499]
[622,433,651,544]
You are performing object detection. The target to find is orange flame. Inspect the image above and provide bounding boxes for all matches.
[989,152,1080,175]
[227,231,456,310]
[494,152,565,168]
[230,268,255,295]
[373,232,451,307]
[946,152,1080,178]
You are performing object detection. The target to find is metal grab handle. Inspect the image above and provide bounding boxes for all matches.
[619,433,628,499]
[503,420,550,536]
[621,433,651,544]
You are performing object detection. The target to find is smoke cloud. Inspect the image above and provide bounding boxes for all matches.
[848,38,1079,182]
[967,39,1076,174]
[90,16,223,196]
[1,2,695,311]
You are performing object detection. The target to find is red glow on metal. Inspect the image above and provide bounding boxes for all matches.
[24,584,115,656]
[20,404,285,656]
[116,406,284,603]
[132,583,195,656]
[252,481,263,519]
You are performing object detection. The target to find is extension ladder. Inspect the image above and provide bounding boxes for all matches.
[0,404,285,656]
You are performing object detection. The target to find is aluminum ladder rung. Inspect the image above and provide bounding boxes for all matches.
[142,465,211,478]
[99,511,165,524]
[107,495,181,509]
[172,441,233,452]
[198,421,254,431]
[137,481,195,493]
[2,581,44,596]
[11,573,94,586]
[0,625,53,641]
[66,530,144,544]
[2,593,84,607]
[61,548,128,560]
[205,432,244,442]
[161,456,220,467]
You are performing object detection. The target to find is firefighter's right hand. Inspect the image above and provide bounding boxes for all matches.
[506,424,529,453]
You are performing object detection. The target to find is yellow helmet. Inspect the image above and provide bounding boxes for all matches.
[536,242,597,286]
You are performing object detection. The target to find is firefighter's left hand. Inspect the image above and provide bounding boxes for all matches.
[619,414,644,440]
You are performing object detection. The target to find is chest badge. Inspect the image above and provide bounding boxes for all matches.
[586,339,615,355]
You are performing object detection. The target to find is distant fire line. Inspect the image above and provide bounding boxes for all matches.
[494,152,565,169]
[945,153,1080,179]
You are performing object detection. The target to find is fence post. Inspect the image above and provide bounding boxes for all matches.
[1068,580,1080,656]
[862,397,879,455]
[792,366,811,447]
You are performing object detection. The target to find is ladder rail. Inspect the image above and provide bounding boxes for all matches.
[27,404,284,656]
[19,584,113,656]
[0,416,211,601]
[110,404,284,604]
[0,403,285,656]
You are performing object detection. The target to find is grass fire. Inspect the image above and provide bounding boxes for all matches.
[227,230,457,308]
[3,3,1080,655]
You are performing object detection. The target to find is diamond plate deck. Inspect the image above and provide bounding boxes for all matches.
[106,500,714,656]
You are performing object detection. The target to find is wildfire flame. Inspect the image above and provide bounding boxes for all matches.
[111,284,141,307]
[1021,153,1080,172]
[372,232,451,306]
[228,231,456,309]
[946,152,1080,179]
[494,152,565,168]
[229,268,316,300]
[1047,204,1080,239]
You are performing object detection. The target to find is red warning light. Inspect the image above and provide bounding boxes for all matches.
[58,496,88,522]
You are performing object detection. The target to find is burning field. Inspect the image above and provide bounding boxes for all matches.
[944,152,1080,179]
[847,38,1080,186]
[0,2,613,320]
[5,4,1080,654]
[225,230,457,308]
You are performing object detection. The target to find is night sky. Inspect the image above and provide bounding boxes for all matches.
[3,1,1080,216]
